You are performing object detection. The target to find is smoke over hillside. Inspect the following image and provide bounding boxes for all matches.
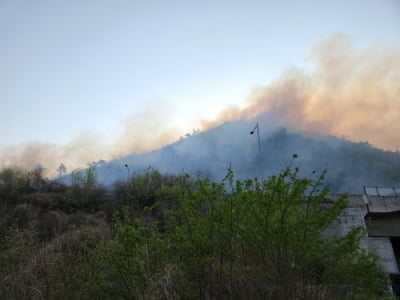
[92,119,400,194]
[204,34,400,151]
[0,34,399,178]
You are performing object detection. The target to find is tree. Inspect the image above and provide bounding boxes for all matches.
[57,163,67,176]
[167,157,387,299]
[64,165,97,211]
[109,158,387,299]
[0,168,25,204]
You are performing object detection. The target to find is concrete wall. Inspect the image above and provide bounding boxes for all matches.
[325,194,400,274]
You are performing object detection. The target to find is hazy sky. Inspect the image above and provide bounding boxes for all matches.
[0,0,399,172]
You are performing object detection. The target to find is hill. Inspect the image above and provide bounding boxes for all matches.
[89,119,400,194]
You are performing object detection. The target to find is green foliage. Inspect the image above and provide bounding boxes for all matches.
[125,167,164,209]
[0,216,111,299]
[0,162,389,299]
[0,166,52,205]
[106,161,387,299]
[0,223,39,298]
[64,165,98,211]
[29,224,111,299]
[166,161,387,299]
[0,168,27,204]
[122,168,192,223]
[106,206,172,299]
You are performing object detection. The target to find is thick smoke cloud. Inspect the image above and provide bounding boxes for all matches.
[203,34,400,151]
[1,34,399,177]
[0,106,184,177]
[0,133,111,177]
[110,104,182,157]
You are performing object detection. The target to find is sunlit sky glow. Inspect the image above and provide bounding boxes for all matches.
[0,0,399,171]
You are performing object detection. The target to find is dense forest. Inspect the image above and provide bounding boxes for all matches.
[0,156,390,299]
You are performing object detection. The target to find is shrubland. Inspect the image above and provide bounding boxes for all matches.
[0,158,389,299]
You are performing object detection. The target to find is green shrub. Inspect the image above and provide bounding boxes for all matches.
[37,210,68,241]
[106,161,387,299]
[0,168,26,204]
[105,206,172,299]
[0,223,39,299]
[125,167,164,210]
[64,166,99,212]
[12,204,38,229]
[0,161,388,299]
[166,162,387,299]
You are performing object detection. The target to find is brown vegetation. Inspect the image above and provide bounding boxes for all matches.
[0,164,389,299]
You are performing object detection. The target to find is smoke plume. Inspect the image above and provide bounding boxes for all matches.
[203,34,400,151]
[1,34,399,177]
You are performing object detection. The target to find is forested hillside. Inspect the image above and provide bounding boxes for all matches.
[89,121,400,194]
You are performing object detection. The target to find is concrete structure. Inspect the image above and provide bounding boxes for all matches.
[327,188,400,295]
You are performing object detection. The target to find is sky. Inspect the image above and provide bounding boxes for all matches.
[0,0,399,174]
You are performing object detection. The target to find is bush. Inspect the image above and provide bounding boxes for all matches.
[105,206,173,299]
[0,168,26,204]
[64,166,103,212]
[37,210,68,241]
[166,164,387,299]
[12,204,38,229]
[30,224,111,299]
[0,222,111,299]
[106,161,387,299]
[0,223,39,299]
[0,167,61,206]
[125,167,164,210]
[0,162,388,299]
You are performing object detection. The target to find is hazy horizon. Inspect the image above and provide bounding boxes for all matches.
[1,1,399,175]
